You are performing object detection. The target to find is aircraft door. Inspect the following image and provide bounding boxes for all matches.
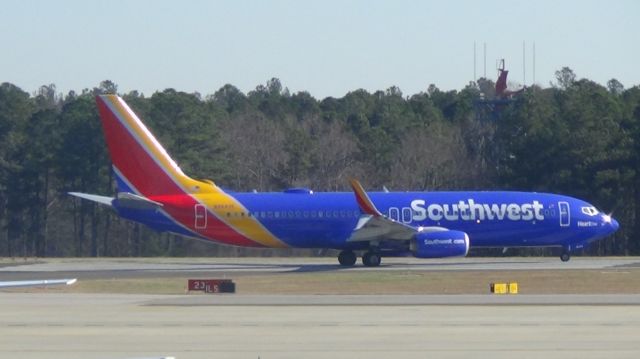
[389,207,400,221]
[402,208,413,223]
[194,204,207,229]
[558,201,570,227]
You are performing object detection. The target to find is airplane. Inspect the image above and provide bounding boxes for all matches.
[0,278,77,289]
[69,94,619,267]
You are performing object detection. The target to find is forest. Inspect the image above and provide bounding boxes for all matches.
[1,67,639,258]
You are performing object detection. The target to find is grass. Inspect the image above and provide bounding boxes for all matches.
[24,267,640,295]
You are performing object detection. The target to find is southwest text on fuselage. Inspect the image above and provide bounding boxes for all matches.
[410,199,545,222]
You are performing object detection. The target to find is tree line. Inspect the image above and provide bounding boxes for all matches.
[0,68,639,257]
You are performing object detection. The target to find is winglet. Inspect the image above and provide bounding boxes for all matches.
[350,179,382,217]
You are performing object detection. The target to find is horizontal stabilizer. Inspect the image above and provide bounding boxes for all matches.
[68,192,114,206]
[115,192,163,210]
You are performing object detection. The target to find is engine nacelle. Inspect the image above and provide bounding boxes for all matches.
[411,230,470,258]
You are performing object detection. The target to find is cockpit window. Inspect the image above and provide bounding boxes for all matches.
[581,206,599,216]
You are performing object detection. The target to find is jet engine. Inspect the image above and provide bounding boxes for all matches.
[411,230,470,258]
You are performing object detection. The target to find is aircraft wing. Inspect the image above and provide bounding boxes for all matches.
[348,179,446,242]
[0,278,77,289]
[348,214,417,241]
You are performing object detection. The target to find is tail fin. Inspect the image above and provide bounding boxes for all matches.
[95,95,219,197]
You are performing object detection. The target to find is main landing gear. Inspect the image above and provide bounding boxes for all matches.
[337,250,382,267]
[362,251,381,267]
[338,250,357,266]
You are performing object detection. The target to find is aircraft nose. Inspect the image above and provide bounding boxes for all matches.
[610,218,619,232]
[602,214,619,234]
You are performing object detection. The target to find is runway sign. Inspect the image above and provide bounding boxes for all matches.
[188,279,235,293]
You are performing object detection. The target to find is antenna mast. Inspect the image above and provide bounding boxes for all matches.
[483,42,487,78]
[533,42,536,85]
[522,41,526,86]
[474,42,477,82]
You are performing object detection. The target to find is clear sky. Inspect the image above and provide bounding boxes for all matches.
[1,0,638,99]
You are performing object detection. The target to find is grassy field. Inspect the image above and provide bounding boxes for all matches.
[3,257,640,295]
[16,267,638,295]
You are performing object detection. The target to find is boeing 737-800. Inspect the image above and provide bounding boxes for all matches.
[70,95,619,266]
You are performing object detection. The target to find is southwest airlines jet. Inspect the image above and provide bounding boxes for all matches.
[70,95,619,267]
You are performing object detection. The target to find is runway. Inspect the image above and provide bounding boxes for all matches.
[146,293,640,306]
[1,292,640,359]
[2,257,640,358]
[2,256,640,280]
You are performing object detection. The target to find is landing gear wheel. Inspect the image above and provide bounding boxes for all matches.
[362,252,381,267]
[338,250,357,266]
[560,252,571,262]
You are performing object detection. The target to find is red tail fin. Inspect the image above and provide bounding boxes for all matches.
[95,95,218,197]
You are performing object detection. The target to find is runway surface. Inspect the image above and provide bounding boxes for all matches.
[2,258,640,358]
[1,292,640,359]
[2,256,640,280]
[146,293,640,306]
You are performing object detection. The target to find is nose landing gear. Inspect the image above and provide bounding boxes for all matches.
[560,244,572,262]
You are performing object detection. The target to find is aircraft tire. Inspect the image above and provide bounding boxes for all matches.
[560,252,571,262]
[362,252,381,267]
[338,250,357,266]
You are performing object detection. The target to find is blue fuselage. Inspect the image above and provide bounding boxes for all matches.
[193,190,618,251]
[116,189,618,253]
